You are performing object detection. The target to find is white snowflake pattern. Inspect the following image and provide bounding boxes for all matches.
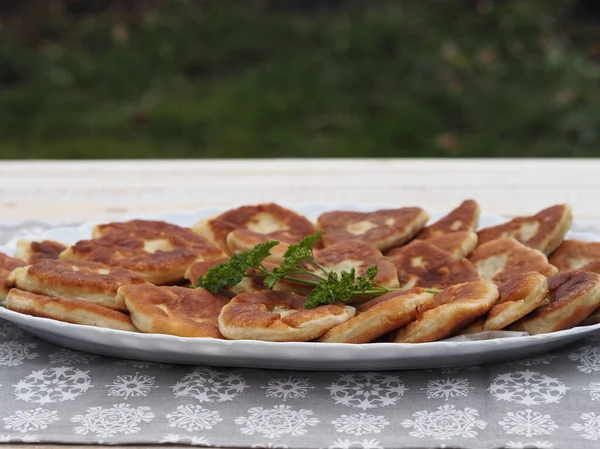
[569,346,600,373]
[327,373,408,410]
[504,442,554,449]
[48,348,97,365]
[0,341,38,366]
[401,404,487,440]
[328,438,382,449]
[262,376,313,401]
[3,408,59,433]
[114,359,172,369]
[0,434,41,443]
[509,355,558,366]
[437,365,482,375]
[331,413,389,436]
[0,321,25,339]
[71,403,154,437]
[251,444,289,448]
[499,409,558,437]
[14,366,92,404]
[585,382,600,401]
[172,367,248,403]
[488,370,569,405]
[235,405,319,439]
[166,404,222,432]
[106,372,157,399]
[571,412,600,441]
[160,434,211,446]
[422,378,473,400]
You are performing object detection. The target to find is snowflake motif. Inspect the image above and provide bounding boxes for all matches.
[160,434,211,446]
[172,367,248,403]
[48,348,97,365]
[3,408,59,433]
[0,321,24,339]
[488,370,569,406]
[14,366,92,404]
[569,346,600,373]
[331,413,389,436]
[401,404,487,440]
[251,444,289,448]
[71,403,154,437]
[499,409,558,437]
[422,378,473,400]
[0,434,41,443]
[262,376,313,401]
[504,442,554,449]
[0,341,38,366]
[235,405,319,439]
[328,438,382,449]
[509,355,558,366]
[114,359,172,369]
[166,404,222,432]
[106,372,157,399]
[437,365,482,375]
[571,412,600,441]
[585,382,600,401]
[327,372,408,410]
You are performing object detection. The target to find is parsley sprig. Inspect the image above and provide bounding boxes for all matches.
[195,231,438,308]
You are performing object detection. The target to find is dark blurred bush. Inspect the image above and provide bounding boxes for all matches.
[0,0,599,158]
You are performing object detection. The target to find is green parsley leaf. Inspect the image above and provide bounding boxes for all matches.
[196,240,279,294]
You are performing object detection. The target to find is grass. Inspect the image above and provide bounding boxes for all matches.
[1,0,600,159]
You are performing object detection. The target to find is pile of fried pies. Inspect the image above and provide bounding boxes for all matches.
[2,200,600,344]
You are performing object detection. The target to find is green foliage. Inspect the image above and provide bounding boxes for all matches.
[1,0,600,158]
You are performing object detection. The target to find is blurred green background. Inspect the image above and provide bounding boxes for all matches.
[1,0,600,159]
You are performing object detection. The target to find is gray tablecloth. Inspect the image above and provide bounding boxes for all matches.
[2,223,600,449]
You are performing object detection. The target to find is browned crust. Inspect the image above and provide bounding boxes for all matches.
[317,207,429,250]
[0,253,27,299]
[226,229,291,264]
[394,281,499,343]
[317,288,436,343]
[386,240,480,290]
[425,231,478,259]
[549,240,600,271]
[6,288,138,332]
[14,239,67,264]
[477,204,572,255]
[195,203,316,253]
[469,237,558,285]
[117,284,228,338]
[217,290,355,341]
[508,270,600,334]
[416,200,480,239]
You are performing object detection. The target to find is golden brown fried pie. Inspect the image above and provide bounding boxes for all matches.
[116,284,229,338]
[549,240,600,271]
[185,257,270,295]
[461,272,549,333]
[217,290,355,341]
[477,204,572,255]
[6,289,138,332]
[317,288,436,343]
[226,229,293,264]
[61,219,224,285]
[317,207,429,251]
[394,281,499,343]
[425,231,478,259]
[386,240,480,290]
[8,259,149,311]
[508,270,600,334]
[416,199,480,239]
[469,237,557,285]
[14,239,67,264]
[0,252,26,301]
[193,203,316,254]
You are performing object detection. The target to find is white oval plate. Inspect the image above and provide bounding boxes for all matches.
[1,203,599,371]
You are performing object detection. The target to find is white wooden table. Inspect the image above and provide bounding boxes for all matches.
[0,157,598,449]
